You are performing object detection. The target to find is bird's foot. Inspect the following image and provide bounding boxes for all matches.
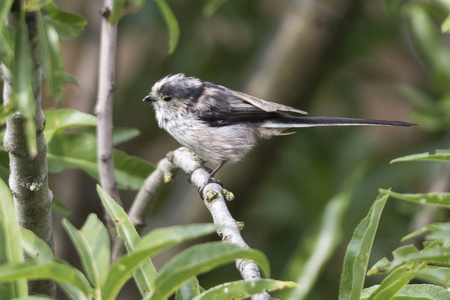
[198,175,223,196]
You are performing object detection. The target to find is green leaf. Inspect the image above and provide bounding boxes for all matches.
[83,126,140,145]
[97,185,156,297]
[101,221,217,300]
[0,0,13,36]
[391,150,450,163]
[12,8,37,158]
[63,72,79,86]
[380,189,450,208]
[194,279,300,300]
[43,109,97,142]
[24,0,52,12]
[45,3,87,40]
[0,261,91,298]
[51,198,71,217]
[368,244,450,276]
[62,215,110,288]
[0,178,27,299]
[402,222,450,245]
[441,14,450,33]
[37,12,66,101]
[362,284,450,299]
[367,263,425,300]
[338,192,389,300]
[109,0,126,23]
[282,166,363,300]
[415,266,450,287]
[0,31,14,68]
[13,296,56,300]
[175,278,200,300]
[20,228,54,262]
[47,131,154,190]
[154,0,179,54]
[146,242,270,300]
[203,0,228,17]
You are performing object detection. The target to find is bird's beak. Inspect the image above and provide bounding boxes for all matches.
[143,95,156,102]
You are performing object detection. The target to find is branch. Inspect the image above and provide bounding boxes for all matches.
[95,0,123,258]
[129,148,270,300]
[1,12,55,296]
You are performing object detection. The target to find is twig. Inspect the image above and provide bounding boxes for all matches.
[95,0,123,259]
[1,12,55,296]
[129,147,270,300]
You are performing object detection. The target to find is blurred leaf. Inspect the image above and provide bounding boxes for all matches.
[368,244,450,276]
[97,185,156,297]
[46,3,87,40]
[154,0,179,54]
[442,15,450,32]
[109,0,125,23]
[380,189,450,208]
[0,178,27,299]
[407,5,450,93]
[24,0,52,12]
[43,109,97,142]
[0,0,13,34]
[0,29,14,67]
[13,296,56,300]
[0,148,9,184]
[338,192,389,300]
[391,150,450,163]
[47,131,154,190]
[20,228,53,262]
[402,222,450,245]
[13,9,37,158]
[194,279,300,300]
[203,0,228,17]
[146,242,270,300]
[176,278,200,300]
[83,126,140,145]
[282,165,363,300]
[51,198,70,216]
[63,72,79,86]
[362,284,450,299]
[37,12,66,101]
[63,215,110,289]
[20,229,88,300]
[415,266,450,287]
[0,261,91,298]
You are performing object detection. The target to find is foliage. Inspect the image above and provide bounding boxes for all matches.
[0,181,299,299]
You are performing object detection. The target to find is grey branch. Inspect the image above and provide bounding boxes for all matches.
[1,13,55,296]
[95,0,123,259]
[130,147,270,300]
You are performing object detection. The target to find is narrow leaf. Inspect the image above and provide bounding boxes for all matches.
[362,284,450,299]
[0,261,91,298]
[442,15,450,33]
[283,166,362,300]
[176,277,200,300]
[97,185,156,297]
[45,3,87,40]
[146,242,270,300]
[380,189,450,208]
[62,215,110,288]
[338,192,389,300]
[194,279,300,300]
[391,150,450,163]
[102,222,217,300]
[0,178,27,298]
[47,132,154,190]
[51,198,71,217]
[37,12,66,101]
[13,9,37,157]
[43,109,97,142]
[154,0,179,54]
[203,0,228,17]
[109,0,126,23]
[0,0,13,35]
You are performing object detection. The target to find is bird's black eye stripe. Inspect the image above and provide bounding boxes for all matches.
[163,95,172,101]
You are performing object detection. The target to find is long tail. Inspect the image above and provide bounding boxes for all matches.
[263,116,416,128]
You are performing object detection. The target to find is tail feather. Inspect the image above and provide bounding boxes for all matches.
[263,116,416,128]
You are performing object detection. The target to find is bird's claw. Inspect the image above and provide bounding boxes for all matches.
[198,176,223,196]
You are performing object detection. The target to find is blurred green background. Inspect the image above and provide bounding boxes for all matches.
[39,0,449,298]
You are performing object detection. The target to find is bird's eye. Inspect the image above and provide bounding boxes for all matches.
[162,95,172,101]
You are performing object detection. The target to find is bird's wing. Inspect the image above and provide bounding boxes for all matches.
[230,89,308,115]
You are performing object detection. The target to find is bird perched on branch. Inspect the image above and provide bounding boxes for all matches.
[144,73,415,192]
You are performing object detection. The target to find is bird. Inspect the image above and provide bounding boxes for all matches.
[143,73,415,192]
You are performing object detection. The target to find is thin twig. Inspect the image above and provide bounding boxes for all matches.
[129,147,270,300]
[95,0,123,259]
